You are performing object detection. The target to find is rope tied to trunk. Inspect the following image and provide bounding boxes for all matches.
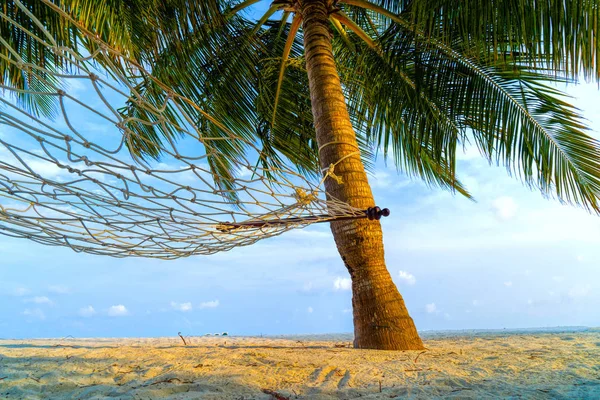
[323,163,344,184]
[318,140,362,185]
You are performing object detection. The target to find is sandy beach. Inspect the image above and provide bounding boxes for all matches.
[1,328,599,399]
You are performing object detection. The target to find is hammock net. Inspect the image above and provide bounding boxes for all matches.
[0,0,378,259]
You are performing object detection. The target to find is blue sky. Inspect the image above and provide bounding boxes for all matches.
[1,3,599,337]
[2,80,599,339]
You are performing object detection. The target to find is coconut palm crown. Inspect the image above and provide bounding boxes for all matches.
[3,0,600,350]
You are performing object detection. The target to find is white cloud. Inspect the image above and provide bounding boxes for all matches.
[504,281,513,287]
[568,285,591,299]
[369,168,414,190]
[198,300,219,309]
[301,282,314,292]
[342,308,352,314]
[552,276,565,283]
[398,271,416,285]
[370,170,392,189]
[383,187,600,252]
[171,301,193,312]
[48,285,70,294]
[425,303,437,313]
[576,255,585,262]
[13,287,29,296]
[457,144,482,161]
[25,296,53,305]
[237,165,254,178]
[66,78,88,96]
[79,306,96,317]
[307,306,313,313]
[107,305,129,316]
[23,308,45,320]
[26,159,68,180]
[492,196,518,220]
[472,300,480,306]
[333,277,352,291]
[286,230,332,240]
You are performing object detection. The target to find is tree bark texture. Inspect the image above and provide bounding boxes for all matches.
[299,0,424,350]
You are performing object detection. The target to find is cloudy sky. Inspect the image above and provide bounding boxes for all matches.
[1,29,599,338]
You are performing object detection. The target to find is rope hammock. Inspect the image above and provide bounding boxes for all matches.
[0,0,388,259]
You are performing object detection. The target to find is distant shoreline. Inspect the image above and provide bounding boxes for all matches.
[268,326,598,341]
[1,325,597,341]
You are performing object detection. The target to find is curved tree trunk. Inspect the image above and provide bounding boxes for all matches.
[300,0,424,350]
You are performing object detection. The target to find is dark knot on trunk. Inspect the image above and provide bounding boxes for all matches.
[366,206,390,221]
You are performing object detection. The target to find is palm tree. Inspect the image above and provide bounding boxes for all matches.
[3,0,600,350]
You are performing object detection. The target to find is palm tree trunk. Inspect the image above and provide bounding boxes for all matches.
[300,0,424,350]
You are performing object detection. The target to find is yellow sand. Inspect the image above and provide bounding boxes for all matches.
[1,331,599,399]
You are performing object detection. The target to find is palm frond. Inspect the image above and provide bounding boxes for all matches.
[118,16,259,200]
[333,17,468,196]
[337,13,600,210]
[0,0,80,116]
[344,0,600,82]
[271,14,302,127]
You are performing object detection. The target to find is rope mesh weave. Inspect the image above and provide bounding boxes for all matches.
[0,0,367,259]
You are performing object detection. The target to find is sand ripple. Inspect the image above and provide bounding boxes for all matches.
[0,331,599,399]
